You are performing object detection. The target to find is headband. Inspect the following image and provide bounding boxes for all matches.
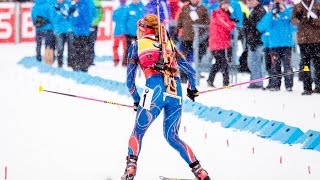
[137,19,156,34]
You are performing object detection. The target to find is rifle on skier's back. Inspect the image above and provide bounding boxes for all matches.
[153,0,179,95]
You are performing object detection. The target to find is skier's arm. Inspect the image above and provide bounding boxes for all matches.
[126,42,141,103]
[177,56,197,90]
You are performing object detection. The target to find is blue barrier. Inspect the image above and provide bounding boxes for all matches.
[314,143,320,152]
[189,102,204,114]
[243,117,269,133]
[197,106,219,119]
[18,57,320,152]
[194,106,209,117]
[229,115,255,130]
[256,120,285,138]
[270,125,304,144]
[199,107,221,121]
[205,109,226,123]
[220,110,242,128]
[293,130,320,149]
[182,100,194,112]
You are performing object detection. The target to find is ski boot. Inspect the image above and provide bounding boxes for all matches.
[190,161,211,180]
[121,155,138,180]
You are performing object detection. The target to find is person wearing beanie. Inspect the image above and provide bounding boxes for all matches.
[121,14,211,180]
[112,0,129,66]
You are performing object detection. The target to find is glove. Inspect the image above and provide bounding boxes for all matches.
[133,102,139,111]
[187,88,199,102]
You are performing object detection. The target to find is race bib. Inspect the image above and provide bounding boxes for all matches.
[139,87,154,110]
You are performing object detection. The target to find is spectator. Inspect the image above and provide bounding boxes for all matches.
[88,0,103,66]
[243,0,266,89]
[237,0,251,73]
[229,0,244,66]
[205,0,243,68]
[69,0,96,72]
[145,0,170,22]
[124,0,145,62]
[176,0,210,83]
[258,0,296,91]
[168,0,180,39]
[52,0,73,68]
[230,0,244,28]
[112,0,128,66]
[207,0,236,87]
[31,0,55,64]
[291,0,320,95]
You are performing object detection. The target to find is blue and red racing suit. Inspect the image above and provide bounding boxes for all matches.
[126,34,199,164]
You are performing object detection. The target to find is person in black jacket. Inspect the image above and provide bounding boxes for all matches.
[244,0,266,89]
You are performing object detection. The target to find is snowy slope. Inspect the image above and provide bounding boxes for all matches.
[0,41,320,180]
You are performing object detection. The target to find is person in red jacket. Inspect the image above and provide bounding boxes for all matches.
[207,0,236,87]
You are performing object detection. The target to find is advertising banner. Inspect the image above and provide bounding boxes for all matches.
[0,2,114,43]
[0,3,15,43]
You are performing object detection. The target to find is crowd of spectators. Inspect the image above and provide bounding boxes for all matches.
[31,0,103,72]
[3,0,319,95]
[111,0,320,95]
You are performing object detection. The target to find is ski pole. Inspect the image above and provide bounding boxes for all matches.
[38,86,134,108]
[199,66,310,94]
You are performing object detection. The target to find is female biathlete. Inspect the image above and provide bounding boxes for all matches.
[121,14,211,180]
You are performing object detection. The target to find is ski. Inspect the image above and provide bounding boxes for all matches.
[159,176,193,180]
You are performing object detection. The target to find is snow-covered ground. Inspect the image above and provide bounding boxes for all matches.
[0,41,320,180]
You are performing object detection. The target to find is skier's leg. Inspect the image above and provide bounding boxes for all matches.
[122,84,165,179]
[163,98,211,180]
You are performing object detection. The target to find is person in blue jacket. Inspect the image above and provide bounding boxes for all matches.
[257,0,297,91]
[125,0,145,55]
[69,0,96,72]
[52,0,73,67]
[31,0,55,62]
[121,14,211,180]
[145,0,170,22]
